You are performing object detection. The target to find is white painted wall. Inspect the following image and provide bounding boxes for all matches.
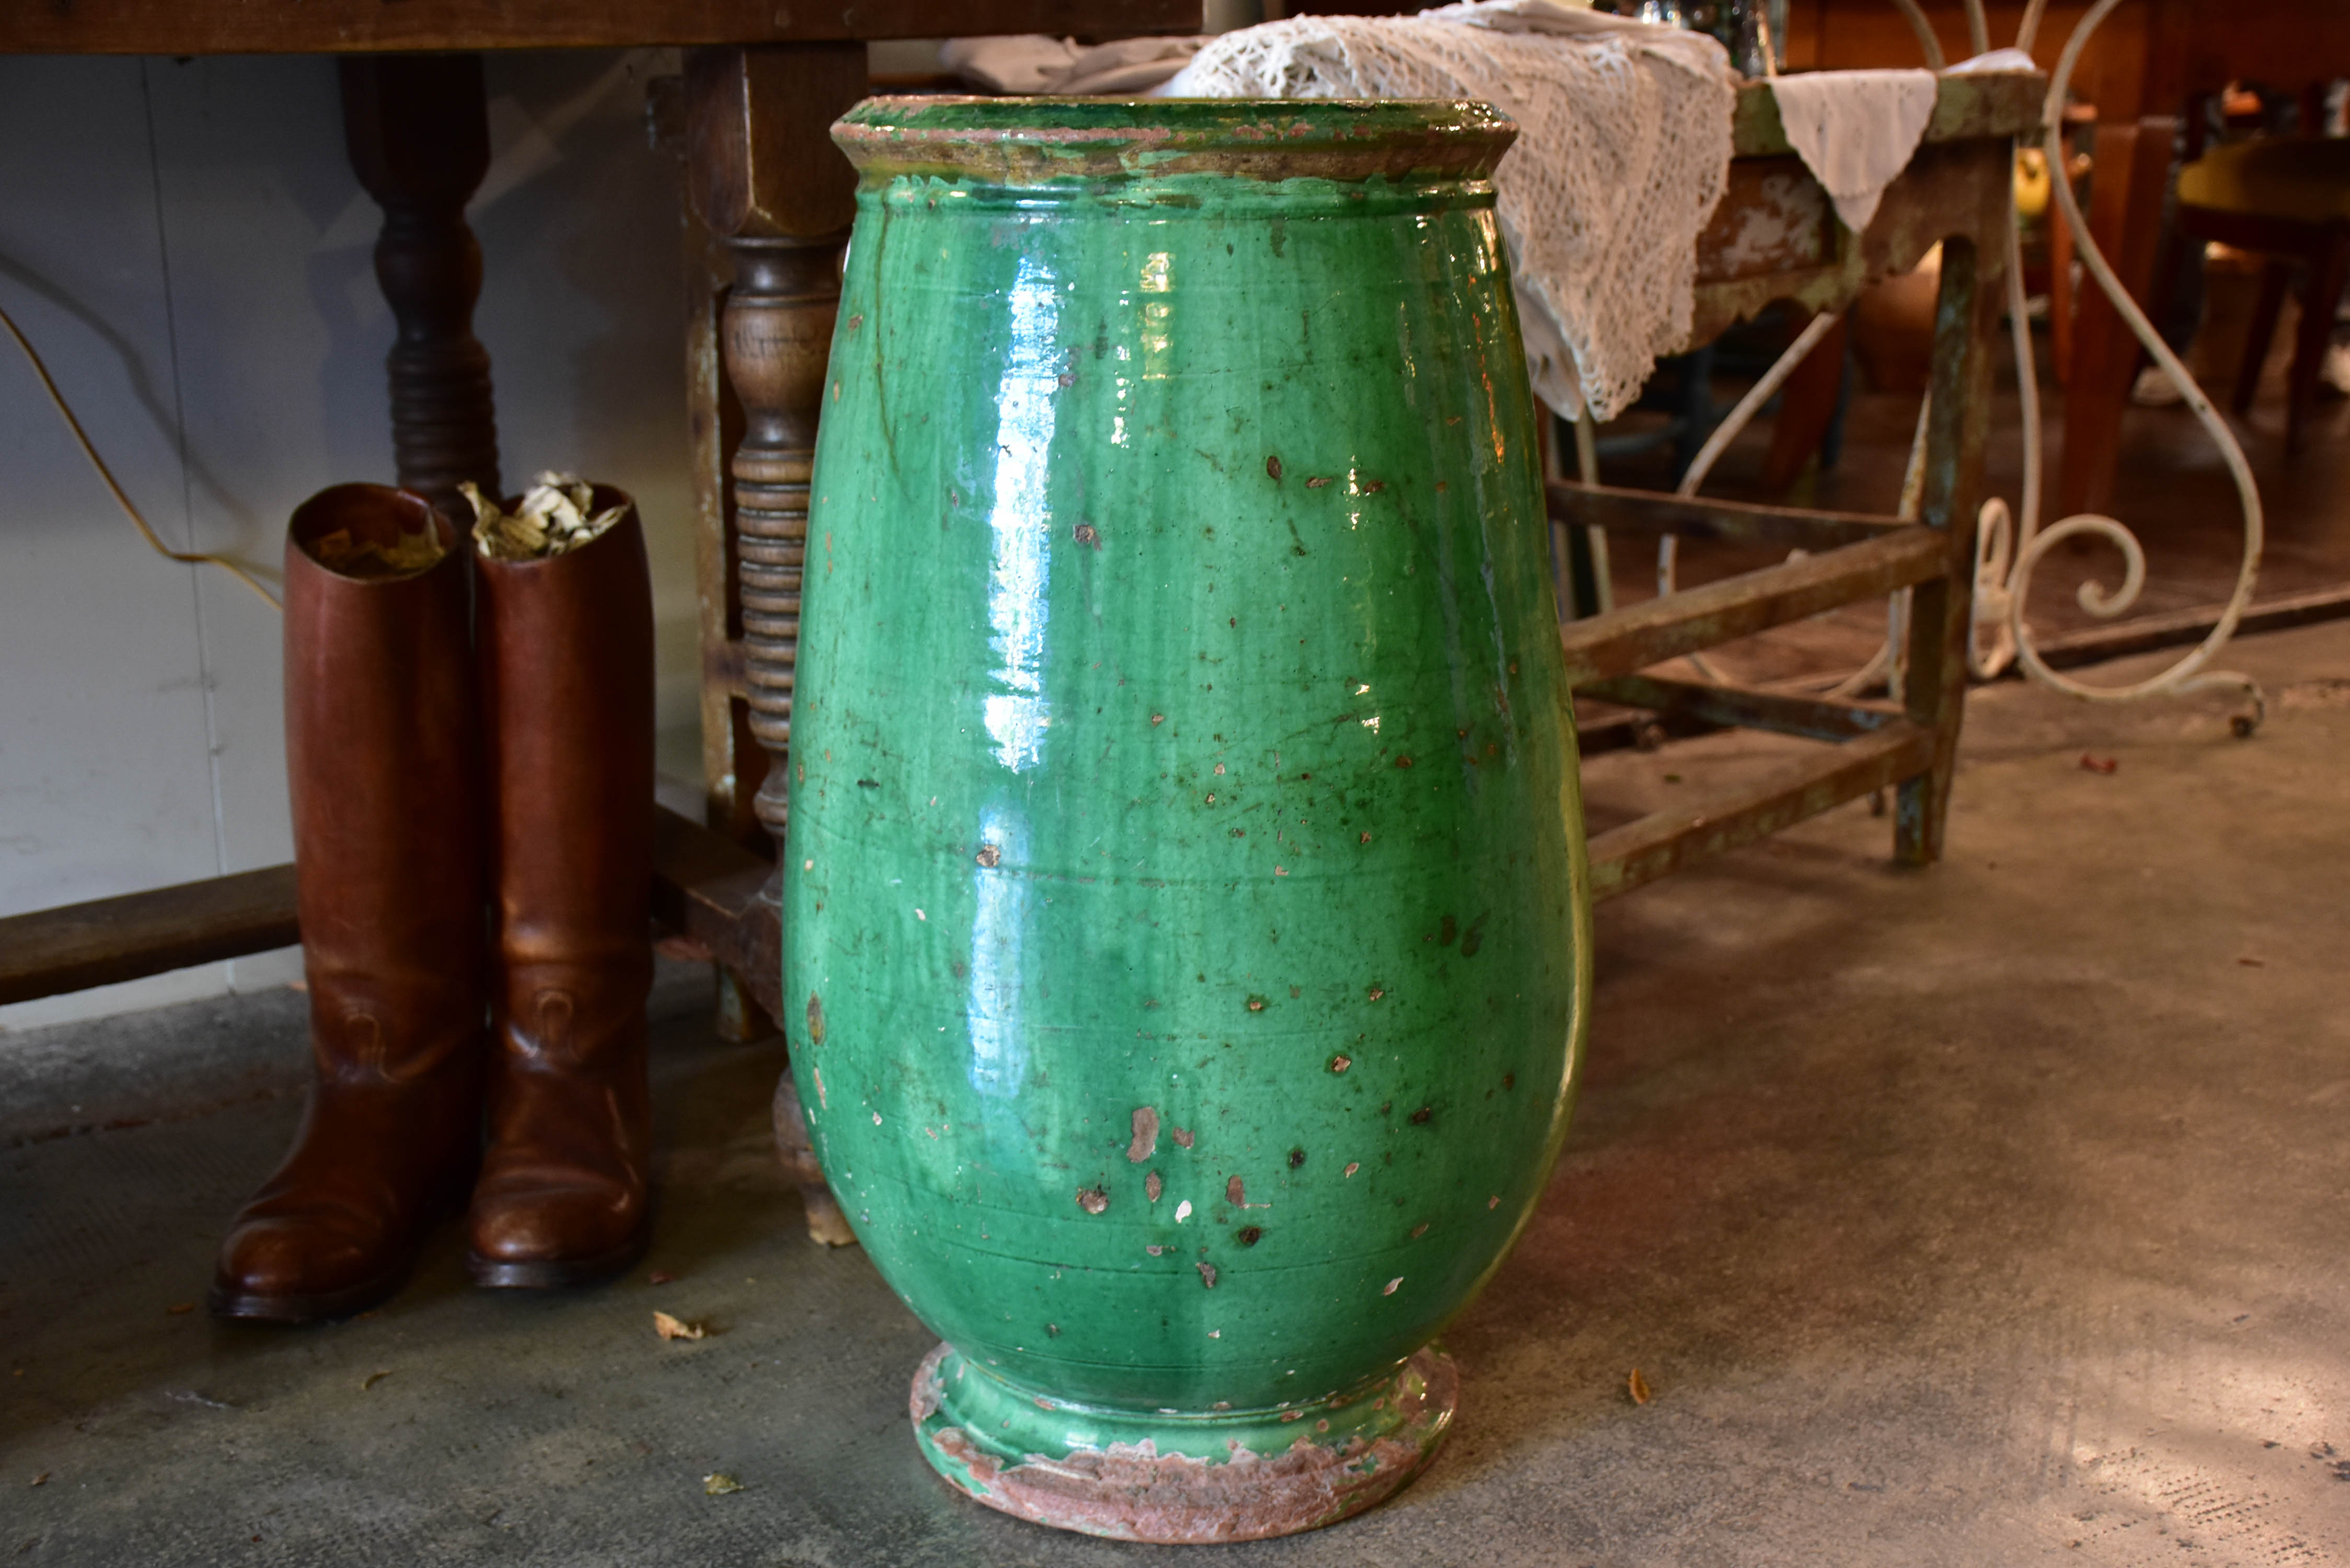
[0,50,705,1031]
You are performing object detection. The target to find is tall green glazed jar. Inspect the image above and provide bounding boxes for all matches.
[785,97,1590,1543]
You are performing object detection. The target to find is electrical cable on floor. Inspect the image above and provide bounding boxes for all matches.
[0,301,281,611]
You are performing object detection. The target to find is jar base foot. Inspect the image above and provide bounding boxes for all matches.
[908,1342,1457,1543]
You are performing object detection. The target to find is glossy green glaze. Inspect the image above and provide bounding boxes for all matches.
[785,97,1590,1538]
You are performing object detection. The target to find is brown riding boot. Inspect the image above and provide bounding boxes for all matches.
[212,486,486,1323]
[468,485,655,1287]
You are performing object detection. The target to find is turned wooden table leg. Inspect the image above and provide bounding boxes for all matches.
[341,54,501,517]
[686,44,863,849]
[686,42,866,1246]
[724,238,841,851]
[650,73,771,1045]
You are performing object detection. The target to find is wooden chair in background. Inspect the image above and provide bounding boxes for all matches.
[2170,112,2350,456]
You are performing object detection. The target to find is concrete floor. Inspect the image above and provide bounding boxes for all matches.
[5,622,2347,1566]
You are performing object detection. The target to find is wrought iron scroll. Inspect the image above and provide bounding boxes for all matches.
[1657,0,2266,733]
[1986,0,2264,729]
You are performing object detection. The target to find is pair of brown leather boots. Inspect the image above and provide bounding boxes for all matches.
[210,482,654,1323]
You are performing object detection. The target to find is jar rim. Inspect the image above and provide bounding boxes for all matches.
[833,96,1518,185]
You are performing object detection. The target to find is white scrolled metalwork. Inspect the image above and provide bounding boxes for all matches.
[1654,0,2266,734]
[1887,0,1947,70]
[2015,0,2051,55]
[1996,0,2265,730]
[1961,0,1990,59]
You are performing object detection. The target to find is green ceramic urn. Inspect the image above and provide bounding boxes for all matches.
[784,96,1591,1543]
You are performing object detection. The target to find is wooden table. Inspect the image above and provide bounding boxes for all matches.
[0,3,1194,1018]
[0,39,2037,1039]
[1556,69,2040,900]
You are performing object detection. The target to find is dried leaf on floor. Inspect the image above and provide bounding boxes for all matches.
[164,1302,194,1316]
[804,1197,859,1249]
[362,1371,391,1391]
[1628,1368,1652,1405]
[653,1311,706,1342]
[702,1472,744,1496]
[30,1472,49,1488]
[2078,754,2118,775]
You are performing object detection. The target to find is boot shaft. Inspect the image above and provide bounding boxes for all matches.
[469,491,656,1279]
[283,485,487,1082]
[474,487,655,1010]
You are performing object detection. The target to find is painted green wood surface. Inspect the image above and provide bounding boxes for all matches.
[784,99,1591,1452]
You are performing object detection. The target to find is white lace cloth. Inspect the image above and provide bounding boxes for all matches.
[1163,1,1737,421]
[943,34,1210,96]
[1768,68,1937,234]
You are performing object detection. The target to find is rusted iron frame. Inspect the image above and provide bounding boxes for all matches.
[1583,674,1904,744]
[1559,527,1946,687]
[1587,723,1935,902]
[1547,479,1905,551]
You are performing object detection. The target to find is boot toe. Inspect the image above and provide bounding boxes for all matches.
[211,1213,400,1321]
[468,1180,647,1286]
